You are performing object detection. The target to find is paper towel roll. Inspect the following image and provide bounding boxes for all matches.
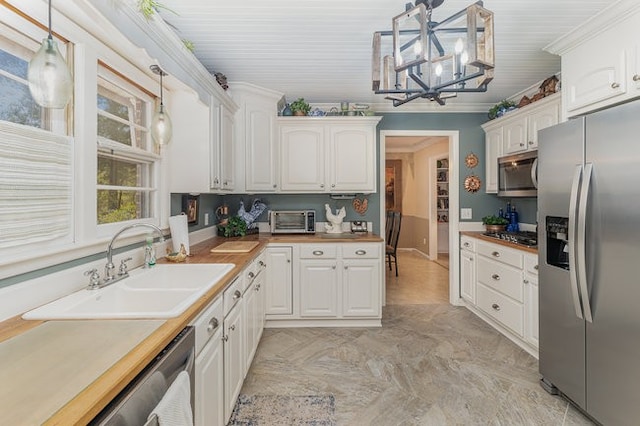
[169,214,190,255]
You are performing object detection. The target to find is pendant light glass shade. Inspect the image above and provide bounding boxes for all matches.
[28,0,73,109]
[151,103,172,146]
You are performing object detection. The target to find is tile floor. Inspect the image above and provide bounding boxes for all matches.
[241,251,595,425]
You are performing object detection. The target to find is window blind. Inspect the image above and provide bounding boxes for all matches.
[0,121,73,249]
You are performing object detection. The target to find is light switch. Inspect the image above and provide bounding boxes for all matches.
[204,213,209,226]
[461,208,472,219]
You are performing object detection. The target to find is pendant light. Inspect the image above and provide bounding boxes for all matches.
[150,65,172,146]
[27,0,73,109]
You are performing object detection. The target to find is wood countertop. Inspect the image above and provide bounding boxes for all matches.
[0,232,382,425]
[460,231,538,254]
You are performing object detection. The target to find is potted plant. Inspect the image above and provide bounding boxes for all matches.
[488,100,517,120]
[482,215,509,232]
[218,215,247,237]
[289,98,311,116]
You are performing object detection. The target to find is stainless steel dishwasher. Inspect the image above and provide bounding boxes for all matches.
[90,326,195,426]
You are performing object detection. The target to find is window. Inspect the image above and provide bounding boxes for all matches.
[96,65,159,226]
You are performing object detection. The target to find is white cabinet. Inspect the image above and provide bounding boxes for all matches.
[546,4,640,117]
[232,83,282,192]
[191,296,224,426]
[278,117,381,193]
[265,246,293,315]
[342,260,380,317]
[460,236,476,304]
[223,278,244,423]
[484,127,502,193]
[524,254,539,348]
[242,251,266,376]
[219,104,236,191]
[502,116,527,155]
[299,259,339,316]
[526,101,559,150]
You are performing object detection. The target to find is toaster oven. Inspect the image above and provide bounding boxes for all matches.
[269,210,316,234]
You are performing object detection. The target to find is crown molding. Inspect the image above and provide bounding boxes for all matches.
[545,0,640,55]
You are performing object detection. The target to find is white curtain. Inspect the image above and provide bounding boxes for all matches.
[0,121,73,249]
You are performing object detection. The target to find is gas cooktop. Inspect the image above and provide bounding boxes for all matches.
[482,231,538,247]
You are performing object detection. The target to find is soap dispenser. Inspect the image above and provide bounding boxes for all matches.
[144,235,156,268]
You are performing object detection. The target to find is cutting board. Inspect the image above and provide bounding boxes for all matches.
[210,241,259,253]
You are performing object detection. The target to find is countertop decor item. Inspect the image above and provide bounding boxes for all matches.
[482,215,508,232]
[165,244,188,262]
[217,215,247,237]
[290,98,311,116]
[464,174,482,193]
[325,204,346,234]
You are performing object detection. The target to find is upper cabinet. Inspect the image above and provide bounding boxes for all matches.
[231,83,283,193]
[278,117,381,194]
[481,93,560,193]
[546,2,640,118]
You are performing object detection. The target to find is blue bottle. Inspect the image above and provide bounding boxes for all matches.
[509,205,519,232]
[282,103,293,116]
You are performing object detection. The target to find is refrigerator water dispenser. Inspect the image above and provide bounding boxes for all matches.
[546,216,569,270]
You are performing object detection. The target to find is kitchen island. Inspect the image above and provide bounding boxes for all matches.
[0,232,382,425]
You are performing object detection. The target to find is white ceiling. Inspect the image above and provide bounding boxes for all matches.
[159,0,611,111]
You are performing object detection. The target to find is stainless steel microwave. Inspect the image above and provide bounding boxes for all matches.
[269,210,316,234]
[498,150,538,197]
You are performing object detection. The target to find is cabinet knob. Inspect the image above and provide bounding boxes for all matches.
[491,251,500,258]
[332,265,336,270]
[611,82,620,89]
[229,324,236,331]
[519,143,525,147]
[523,279,529,284]
[222,335,229,342]
[491,274,500,281]
[534,265,538,270]
[344,266,348,270]
[491,303,501,311]
[528,141,534,145]
[331,184,335,188]
[464,242,470,248]
[233,290,242,300]
[634,74,640,82]
[320,184,325,188]
[312,250,324,256]
[207,317,219,333]
[248,271,255,279]
[273,184,277,188]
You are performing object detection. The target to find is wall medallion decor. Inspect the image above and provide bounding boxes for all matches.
[464,152,479,168]
[352,197,369,215]
[464,175,482,193]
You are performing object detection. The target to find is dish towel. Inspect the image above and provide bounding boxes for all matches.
[169,214,190,255]
[148,370,193,426]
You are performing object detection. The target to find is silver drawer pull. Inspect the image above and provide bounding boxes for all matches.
[491,274,500,281]
[634,74,640,82]
[312,250,324,256]
[233,290,242,300]
[492,303,501,311]
[207,317,219,333]
[355,250,366,255]
[248,271,255,278]
[259,260,265,267]
[491,251,500,258]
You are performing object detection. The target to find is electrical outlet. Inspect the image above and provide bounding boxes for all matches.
[461,208,472,219]
[204,213,209,226]
[423,238,426,245]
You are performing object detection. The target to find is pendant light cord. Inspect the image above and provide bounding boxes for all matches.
[159,72,164,106]
[48,0,53,40]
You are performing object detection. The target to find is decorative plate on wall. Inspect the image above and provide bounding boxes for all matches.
[464,174,482,193]
[465,152,479,169]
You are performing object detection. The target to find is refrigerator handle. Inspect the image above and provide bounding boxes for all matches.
[568,165,584,320]
[531,157,538,189]
[577,163,594,323]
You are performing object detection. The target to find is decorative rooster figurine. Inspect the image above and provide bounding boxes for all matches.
[324,204,346,234]
[238,199,267,229]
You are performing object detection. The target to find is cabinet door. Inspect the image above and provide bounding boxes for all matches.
[527,102,559,150]
[220,105,235,190]
[342,260,380,317]
[299,260,339,317]
[254,269,266,342]
[524,273,539,348]
[280,125,325,192]
[265,247,293,315]
[484,127,502,193]
[210,101,222,190]
[502,117,528,154]
[328,125,375,192]
[243,280,257,377]
[223,304,243,423]
[195,333,224,426]
[460,250,476,304]
[245,105,278,192]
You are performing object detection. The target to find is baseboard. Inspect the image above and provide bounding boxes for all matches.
[397,247,432,260]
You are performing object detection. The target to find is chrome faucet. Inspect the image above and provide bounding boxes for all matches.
[101,223,165,287]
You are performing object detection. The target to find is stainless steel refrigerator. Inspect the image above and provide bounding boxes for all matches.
[538,100,640,426]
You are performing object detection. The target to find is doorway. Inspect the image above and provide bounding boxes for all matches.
[380,130,461,305]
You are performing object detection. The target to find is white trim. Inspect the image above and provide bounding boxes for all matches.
[380,129,461,306]
[313,101,492,114]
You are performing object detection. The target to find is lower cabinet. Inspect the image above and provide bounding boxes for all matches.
[194,332,224,426]
[459,235,539,357]
[299,259,339,317]
[223,297,243,424]
[342,259,380,317]
[265,246,293,315]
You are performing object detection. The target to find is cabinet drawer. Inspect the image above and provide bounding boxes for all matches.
[477,283,524,337]
[477,256,523,302]
[342,243,380,259]
[191,295,223,355]
[223,277,243,317]
[477,242,523,268]
[299,245,338,259]
[242,259,259,292]
[460,236,476,252]
[525,255,539,276]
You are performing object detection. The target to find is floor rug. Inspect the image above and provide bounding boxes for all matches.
[228,394,336,425]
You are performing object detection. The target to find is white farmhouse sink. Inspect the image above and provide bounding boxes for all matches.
[22,263,235,320]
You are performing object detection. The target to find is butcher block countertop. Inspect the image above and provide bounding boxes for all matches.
[0,232,381,425]
[460,231,538,254]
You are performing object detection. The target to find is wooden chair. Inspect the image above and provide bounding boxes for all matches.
[386,211,402,276]
[385,210,394,242]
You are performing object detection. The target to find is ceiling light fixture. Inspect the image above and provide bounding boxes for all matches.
[28,0,73,109]
[149,64,172,146]
[372,0,495,106]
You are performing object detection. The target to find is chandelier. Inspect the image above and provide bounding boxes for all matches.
[372,0,495,106]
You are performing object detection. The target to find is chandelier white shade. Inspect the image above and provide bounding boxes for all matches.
[149,65,172,146]
[372,0,495,106]
[28,0,73,109]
